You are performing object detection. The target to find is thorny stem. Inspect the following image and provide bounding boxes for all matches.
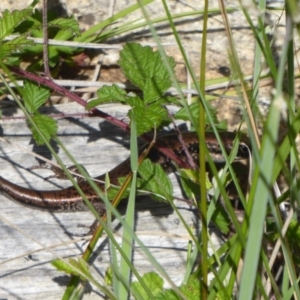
[8,66,192,169]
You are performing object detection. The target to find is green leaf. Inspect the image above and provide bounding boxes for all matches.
[86,84,129,109]
[14,19,37,35]
[52,259,77,274]
[179,169,201,200]
[179,277,201,300]
[0,9,33,40]
[104,266,113,286]
[103,174,132,201]
[128,97,169,135]
[138,159,173,201]
[43,44,61,67]
[29,114,58,145]
[49,16,80,37]
[52,258,91,280]
[106,184,129,201]
[283,219,300,248]
[175,102,222,129]
[156,290,179,300]
[0,35,34,60]
[15,9,43,35]
[87,43,176,133]
[210,202,231,235]
[131,272,164,300]
[4,55,21,66]
[119,42,175,102]
[164,95,181,105]
[14,7,42,34]
[156,277,201,300]
[179,169,232,235]
[22,81,50,113]
[73,258,91,278]
[29,0,40,8]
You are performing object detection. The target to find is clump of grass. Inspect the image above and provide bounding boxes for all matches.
[1,0,299,299]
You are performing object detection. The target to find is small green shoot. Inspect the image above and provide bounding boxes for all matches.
[131,271,201,300]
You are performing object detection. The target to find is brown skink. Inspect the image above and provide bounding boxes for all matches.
[0,132,250,215]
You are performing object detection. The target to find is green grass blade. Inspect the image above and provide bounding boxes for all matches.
[118,116,138,299]
[75,0,154,42]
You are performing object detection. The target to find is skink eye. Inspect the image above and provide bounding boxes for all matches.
[239,143,250,157]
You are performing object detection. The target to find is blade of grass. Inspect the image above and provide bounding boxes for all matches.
[118,116,138,299]
[198,1,209,297]
[251,0,267,116]
[149,3,253,297]
[238,8,300,299]
[0,63,164,298]
[75,0,154,43]
[106,172,119,296]
[0,72,122,298]
[100,7,237,41]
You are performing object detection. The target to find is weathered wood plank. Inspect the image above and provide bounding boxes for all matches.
[0,103,222,299]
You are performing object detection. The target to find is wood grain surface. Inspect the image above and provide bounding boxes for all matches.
[0,103,223,299]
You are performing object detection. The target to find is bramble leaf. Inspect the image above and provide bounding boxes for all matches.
[177,277,201,300]
[131,272,201,300]
[49,16,80,37]
[119,42,175,102]
[29,114,58,145]
[87,84,129,108]
[0,36,34,60]
[138,159,173,201]
[127,96,168,135]
[131,272,164,299]
[156,277,201,300]
[175,102,224,130]
[22,81,50,113]
[210,203,231,235]
[0,9,33,40]
[156,290,179,300]
[130,104,168,135]
[92,43,176,135]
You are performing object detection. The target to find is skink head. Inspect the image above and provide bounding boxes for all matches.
[184,131,251,163]
[151,131,251,168]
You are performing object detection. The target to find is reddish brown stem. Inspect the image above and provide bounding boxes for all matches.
[8,66,191,168]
